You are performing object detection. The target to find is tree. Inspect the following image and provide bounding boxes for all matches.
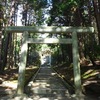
[93,0,100,44]
[0,3,4,73]
[0,0,18,73]
[47,0,100,66]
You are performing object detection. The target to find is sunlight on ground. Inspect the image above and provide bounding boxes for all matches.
[31,82,50,88]
[1,66,39,91]
[82,70,99,79]
[39,98,50,100]
[2,80,17,89]
[83,80,98,86]
[51,72,56,75]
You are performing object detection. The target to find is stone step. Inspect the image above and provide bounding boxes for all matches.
[38,71,52,74]
[39,68,52,72]
[33,77,64,83]
[34,78,62,83]
[35,73,59,79]
[29,82,67,90]
[26,66,72,99]
[35,76,54,80]
[33,79,49,82]
[30,87,68,95]
[37,73,54,76]
[27,88,73,100]
[30,95,73,100]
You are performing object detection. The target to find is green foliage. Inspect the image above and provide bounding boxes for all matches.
[85,41,100,60]
[28,0,47,10]
[92,45,100,59]
[0,4,4,27]
[0,0,100,68]
[48,0,95,26]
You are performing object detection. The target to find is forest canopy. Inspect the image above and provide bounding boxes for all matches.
[0,0,100,72]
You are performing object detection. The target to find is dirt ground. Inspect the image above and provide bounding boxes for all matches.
[0,66,38,98]
[54,60,100,100]
[0,62,100,99]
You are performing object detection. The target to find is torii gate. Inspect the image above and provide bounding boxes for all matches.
[5,26,94,97]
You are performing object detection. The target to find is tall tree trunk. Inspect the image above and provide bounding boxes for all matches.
[97,0,100,16]
[7,0,16,69]
[0,33,11,73]
[73,6,86,62]
[0,0,16,73]
[93,0,100,44]
[0,4,5,74]
[7,33,14,69]
[60,44,65,62]
[73,7,82,26]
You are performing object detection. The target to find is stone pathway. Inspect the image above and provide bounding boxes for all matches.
[25,65,73,100]
[0,65,98,100]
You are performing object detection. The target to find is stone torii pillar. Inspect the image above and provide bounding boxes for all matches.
[16,31,28,95]
[72,31,82,99]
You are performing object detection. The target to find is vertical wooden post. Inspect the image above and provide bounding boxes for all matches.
[72,31,82,99]
[16,31,28,95]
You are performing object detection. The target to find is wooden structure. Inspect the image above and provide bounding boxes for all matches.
[5,26,94,98]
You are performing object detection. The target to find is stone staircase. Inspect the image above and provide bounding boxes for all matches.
[26,66,73,100]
